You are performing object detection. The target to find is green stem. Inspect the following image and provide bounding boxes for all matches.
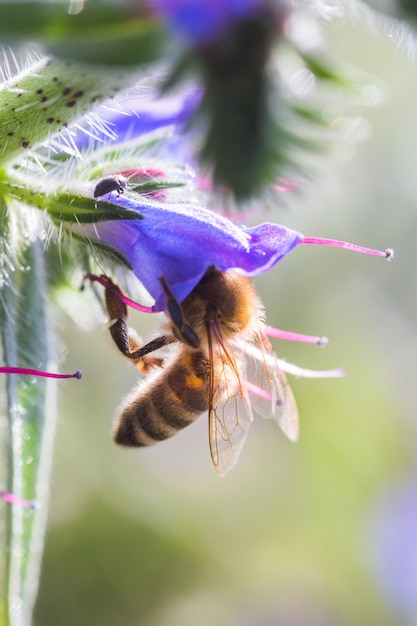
[0,203,59,626]
[0,200,18,626]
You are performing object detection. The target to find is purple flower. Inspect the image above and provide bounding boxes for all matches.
[78,194,391,312]
[81,198,301,311]
[150,0,266,44]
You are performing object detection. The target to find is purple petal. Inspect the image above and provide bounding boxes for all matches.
[80,198,302,311]
[74,90,202,150]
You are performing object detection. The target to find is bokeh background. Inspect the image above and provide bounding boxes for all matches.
[34,18,417,626]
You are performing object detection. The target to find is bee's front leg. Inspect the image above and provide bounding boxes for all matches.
[84,274,172,372]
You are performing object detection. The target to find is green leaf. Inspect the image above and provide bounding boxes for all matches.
[0,205,58,626]
[0,2,164,66]
[0,53,138,166]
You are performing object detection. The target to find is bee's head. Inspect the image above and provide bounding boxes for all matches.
[183,267,263,341]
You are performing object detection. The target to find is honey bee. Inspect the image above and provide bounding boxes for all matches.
[90,267,298,475]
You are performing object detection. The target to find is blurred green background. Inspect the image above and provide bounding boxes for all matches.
[34,18,417,626]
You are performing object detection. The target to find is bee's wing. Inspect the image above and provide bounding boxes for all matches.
[234,332,299,442]
[207,326,254,477]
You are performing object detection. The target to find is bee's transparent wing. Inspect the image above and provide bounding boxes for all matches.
[207,329,254,476]
[233,332,299,442]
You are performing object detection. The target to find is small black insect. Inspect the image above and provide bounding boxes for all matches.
[94,175,129,198]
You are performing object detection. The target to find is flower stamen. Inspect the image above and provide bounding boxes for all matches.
[264,324,328,346]
[301,237,394,260]
[244,381,275,403]
[0,367,82,379]
[0,491,37,509]
[277,360,345,378]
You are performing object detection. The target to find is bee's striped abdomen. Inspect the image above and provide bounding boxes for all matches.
[113,350,210,447]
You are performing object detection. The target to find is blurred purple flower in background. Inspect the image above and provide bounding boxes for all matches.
[146,0,290,198]
[366,477,417,619]
[150,0,269,44]
[74,89,202,151]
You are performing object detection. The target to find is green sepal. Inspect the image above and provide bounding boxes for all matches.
[0,179,144,225]
[129,180,185,194]
[300,53,353,86]
[48,193,144,224]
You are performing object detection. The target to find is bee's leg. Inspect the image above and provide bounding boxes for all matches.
[84,273,173,371]
[108,317,166,373]
[159,277,200,348]
[104,280,175,371]
[84,273,153,313]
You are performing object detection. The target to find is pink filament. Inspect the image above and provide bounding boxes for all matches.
[0,491,37,509]
[244,381,274,402]
[0,367,82,379]
[301,237,393,259]
[85,274,154,314]
[264,324,327,346]
[277,360,345,379]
